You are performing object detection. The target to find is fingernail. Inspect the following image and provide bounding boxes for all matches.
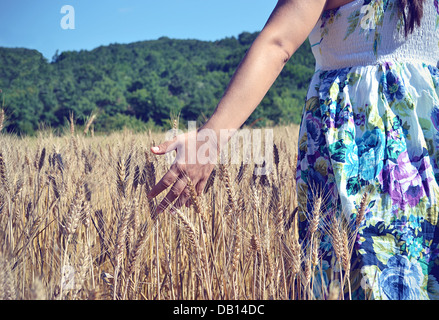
[151,146,159,152]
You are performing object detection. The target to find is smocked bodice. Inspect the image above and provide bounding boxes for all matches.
[308,0,439,71]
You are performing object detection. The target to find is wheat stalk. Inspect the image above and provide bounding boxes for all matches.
[69,112,75,136]
[0,152,10,194]
[113,198,132,299]
[83,113,97,135]
[0,108,5,133]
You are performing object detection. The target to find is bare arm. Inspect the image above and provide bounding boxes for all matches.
[201,0,327,137]
[148,0,328,216]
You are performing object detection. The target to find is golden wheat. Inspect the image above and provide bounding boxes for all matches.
[0,124,371,300]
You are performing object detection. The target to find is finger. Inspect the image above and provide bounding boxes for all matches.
[151,139,178,155]
[195,179,207,196]
[173,187,191,211]
[147,165,180,199]
[155,177,187,216]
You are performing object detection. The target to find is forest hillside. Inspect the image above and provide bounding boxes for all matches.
[0,32,315,135]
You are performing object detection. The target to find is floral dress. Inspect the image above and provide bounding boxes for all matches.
[296,0,439,299]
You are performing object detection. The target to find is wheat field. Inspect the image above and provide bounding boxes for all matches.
[0,122,367,300]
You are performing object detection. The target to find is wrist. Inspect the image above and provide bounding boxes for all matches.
[199,121,238,154]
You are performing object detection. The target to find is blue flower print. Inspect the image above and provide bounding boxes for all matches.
[431,106,439,131]
[356,128,385,181]
[379,255,423,300]
[428,65,439,88]
[357,128,385,158]
[358,149,379,181]
[407,237,424,260]
[382,69,406,102]
[318,67,352,99]
[344,143,359,178]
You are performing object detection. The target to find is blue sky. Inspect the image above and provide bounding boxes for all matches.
[0,0,277,61]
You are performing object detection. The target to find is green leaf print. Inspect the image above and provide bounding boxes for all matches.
[328,139,347,163]
[373,32,381,56]
[344,10,361,40]
[385,139,405,162]
[347,176,361,196]
[419,117,432,132]
[426,205,439,226]
[391,116,400,129]
[372,233,399,266]
[348,73,362,86]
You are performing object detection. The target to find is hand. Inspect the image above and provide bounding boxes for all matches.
[147,129,217,218]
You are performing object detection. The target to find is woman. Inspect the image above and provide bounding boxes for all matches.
[148,0,439,299]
